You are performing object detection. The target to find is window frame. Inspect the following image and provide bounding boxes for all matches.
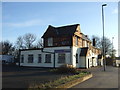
[45,54,51,63]
[28,54,34,63]
[75,36,78,46]
[38,54,42,63]
[48,37,53,46]
[58,53,66,63]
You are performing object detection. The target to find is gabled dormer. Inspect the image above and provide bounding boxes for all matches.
[42,24,80,48]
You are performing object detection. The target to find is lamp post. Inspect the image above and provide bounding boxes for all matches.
[112,37,114,59]
[102,4,107,71]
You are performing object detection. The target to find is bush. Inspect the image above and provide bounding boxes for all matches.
[56,64,79,74]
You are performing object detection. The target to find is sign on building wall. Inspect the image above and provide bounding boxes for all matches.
[54,49,71,53]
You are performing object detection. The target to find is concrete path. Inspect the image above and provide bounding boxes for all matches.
[70,66,119,88]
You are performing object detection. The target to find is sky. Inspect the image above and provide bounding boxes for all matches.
[1,2,118,56]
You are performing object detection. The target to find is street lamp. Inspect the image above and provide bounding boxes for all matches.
[112,37,114,59]
[102,4,107,71]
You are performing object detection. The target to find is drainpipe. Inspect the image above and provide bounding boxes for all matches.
[70,46,72,64]
[53,53,55,68]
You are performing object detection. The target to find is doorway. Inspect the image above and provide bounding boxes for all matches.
[88,59,89,68]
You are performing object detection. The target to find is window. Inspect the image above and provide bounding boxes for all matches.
[84,41,87,47]
[45,54,51,63]
[76,54,78,63]
[58,53,65,63]
[28,54,33,63]
[21,55,24,63]
[82,40,84,47]
[76,36,78,46]
[48,37,53,46]
[87,42,89,47]
[38,54,42,63]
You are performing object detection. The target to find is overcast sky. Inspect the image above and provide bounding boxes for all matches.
[2,2,118,56]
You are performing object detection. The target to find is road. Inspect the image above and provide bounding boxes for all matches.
[2,65,69,88]
[70,66,119,88]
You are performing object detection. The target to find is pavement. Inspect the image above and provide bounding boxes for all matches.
[69,66,119,89]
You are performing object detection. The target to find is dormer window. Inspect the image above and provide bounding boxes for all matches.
[48,37,53,46]
[76,36,78,46]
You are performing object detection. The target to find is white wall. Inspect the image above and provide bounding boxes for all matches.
[79,56,86,68]
[71,46,81,68]
[20,46,102,68]
[20,46,71,67]
[116,60,120,67]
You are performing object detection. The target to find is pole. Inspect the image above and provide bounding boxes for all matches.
[112,37,114,59]
[102,4,107,71]
[54,53,55,68]
[112,37,113,58]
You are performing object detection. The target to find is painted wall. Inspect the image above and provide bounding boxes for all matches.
[71,46,81,67]
[116,60,120,67]
[79,56,86,68]
[20,46,102,68]
[20,46,71,67]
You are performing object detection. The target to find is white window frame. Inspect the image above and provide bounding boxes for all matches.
[58,53,65,63]
[45,54,51,63]
[38,54,42,63]
[48,37,53,46]
[28,54,33,63]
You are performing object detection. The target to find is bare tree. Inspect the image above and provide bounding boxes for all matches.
[16,36,24,49]
[36,38,43,48]
[91,35,116,57]
[1,40,14,55]
[23,33,36,49]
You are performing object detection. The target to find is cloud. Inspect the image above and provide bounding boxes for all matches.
[3,19,47,27]
[112,8,118,14]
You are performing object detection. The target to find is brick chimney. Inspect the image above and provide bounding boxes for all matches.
[93,38,96,47]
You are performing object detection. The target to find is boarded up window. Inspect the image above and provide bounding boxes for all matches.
[21,55,24,63]
[28,54,33,63]
[38,54,42,63]
[45,54,51,63]
[48,37,53,46]
[58,53,65,63]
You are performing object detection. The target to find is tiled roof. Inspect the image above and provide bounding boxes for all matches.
[20,48,42,51]
[81,33,91,42]
[42,24,79,38]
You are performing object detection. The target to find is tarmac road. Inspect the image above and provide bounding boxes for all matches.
[70,66,119,89]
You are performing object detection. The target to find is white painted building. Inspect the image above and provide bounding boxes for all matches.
[113,57,120,67]
[20,24,103,68]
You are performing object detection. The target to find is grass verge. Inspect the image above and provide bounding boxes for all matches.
[29,71,90,89]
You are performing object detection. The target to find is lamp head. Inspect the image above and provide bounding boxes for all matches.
[102,4,107,6]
